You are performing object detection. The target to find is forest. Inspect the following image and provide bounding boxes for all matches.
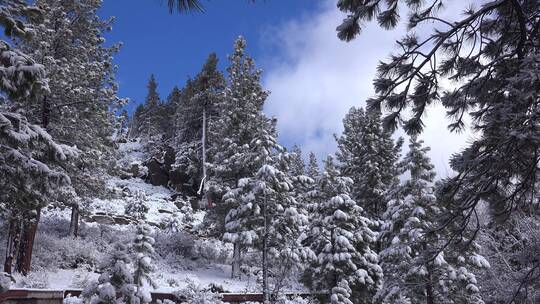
[0,0,539,304]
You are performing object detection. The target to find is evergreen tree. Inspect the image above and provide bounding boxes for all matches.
[304,156,382,304]
[335,107,401,220]
[173,53,225,193]
[337,0,540,298]
[337,0,539,249]
[378,137,486,304]
[132,224,157,303]
[14,0,124,238]
[80,226,157,304]
[130,104,145,139]
[124,191,149,221]
[175,53,224,145]
[117,109,130,141]
[160,86,181,141]
[204,37,268,238]
[223,116,309,298]
[134,74,161,141]
[306,152,319,180]
[289,144,305,176]
[82,242,137,304]
[1,112,74,274]
[0,1,76,275]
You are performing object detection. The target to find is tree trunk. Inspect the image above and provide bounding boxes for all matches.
[15,209,41,275]
[425,262,435,304]
[231,242,241,279]
[3,217,21,274]
[262,188,269,303]
[198,108,209,209]
[41,96,50,130]
[69,204,80,238]
[201,108,207,188]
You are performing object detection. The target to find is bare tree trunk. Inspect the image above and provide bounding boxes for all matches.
[201,108,207,189]
[231,242,241,279]
[69,204,80,238]
[15,209,41,275]
[197,108,209,209]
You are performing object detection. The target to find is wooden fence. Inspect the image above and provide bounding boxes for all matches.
[0,289,321,303]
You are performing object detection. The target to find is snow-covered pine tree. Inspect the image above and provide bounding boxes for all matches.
[337,4,540,294]
[82,242,137,304]
[117,109,130,142]
[204,36,269,239]
[1,111,75,274]
[378,136,486,304]
[306,152,319,180]
[0,1,77,275]
[268,151,313,298]
[125,191,150,221]
[304,156,382,304]
[175,53,224,146]
[132,223,157,304]
[335,107,401,221]
[13,0,124,238]
[223,115,310,299]
[130,104,145,139]
[136,74,161,140]
[77,225,157,304]
[221,115,278,282]
[289,145,305,176]
[159,86,181,141]
[173,53,225,196]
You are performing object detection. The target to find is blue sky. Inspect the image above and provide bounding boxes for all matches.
[99,0,320,112]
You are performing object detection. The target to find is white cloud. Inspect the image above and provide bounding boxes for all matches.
[260,0,477,177]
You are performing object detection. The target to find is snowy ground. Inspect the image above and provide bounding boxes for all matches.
[40,264,251,293]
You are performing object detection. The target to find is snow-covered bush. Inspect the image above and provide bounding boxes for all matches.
[154,231,231,269]
[63,296,84,304]
[174,281,224,304]
[154,230,196,259]
[32,233,102,270]
[13,270,50,289]
[0,272,13,293]
[275,296,317,304]
[191,239,230,264]
[166,278,180,288]
[69,270,94,289]
[156,300,176,304]
[161,212,185,233]
[125,190,149,220]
